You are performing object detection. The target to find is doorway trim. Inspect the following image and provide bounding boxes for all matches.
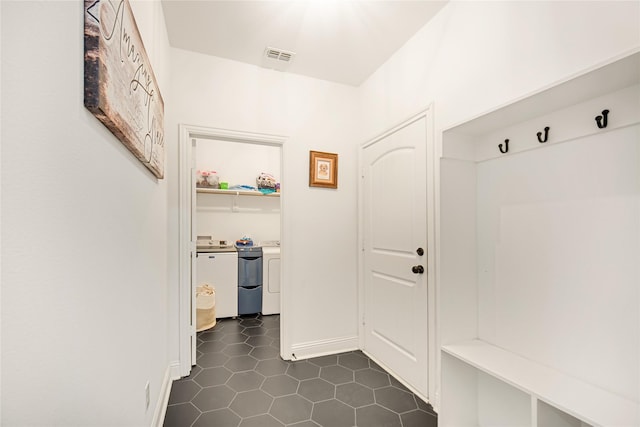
[178,124,288,377]
[357,106,438,404]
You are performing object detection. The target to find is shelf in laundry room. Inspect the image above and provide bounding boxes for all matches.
[196,188,280,197]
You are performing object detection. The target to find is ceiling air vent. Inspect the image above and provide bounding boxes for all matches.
[265,47,295,63]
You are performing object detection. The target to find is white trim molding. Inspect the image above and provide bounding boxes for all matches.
[151,365,173,427]
[290,335,359,361]
[178,124,288,378]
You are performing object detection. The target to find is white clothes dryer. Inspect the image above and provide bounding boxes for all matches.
[261,245,280,315]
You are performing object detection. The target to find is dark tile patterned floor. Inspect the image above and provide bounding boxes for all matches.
[164,314,437,427]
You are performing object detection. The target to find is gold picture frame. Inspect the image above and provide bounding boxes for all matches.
[309,151,338,189]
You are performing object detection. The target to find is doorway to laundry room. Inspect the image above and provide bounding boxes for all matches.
[178,125,287,377]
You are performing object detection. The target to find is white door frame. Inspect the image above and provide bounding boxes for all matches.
[178,124,288,377]
[357,107,438,404]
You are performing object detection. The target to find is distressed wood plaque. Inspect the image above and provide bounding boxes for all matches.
[84,0,165,178]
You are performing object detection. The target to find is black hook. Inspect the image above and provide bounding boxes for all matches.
[537,127,550,143]
[595,109,609,129]
[499,139,509,154]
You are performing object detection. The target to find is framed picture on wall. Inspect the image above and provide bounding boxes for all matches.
[309,151,338,189]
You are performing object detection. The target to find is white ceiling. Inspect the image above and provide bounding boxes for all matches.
[161,1,448,86]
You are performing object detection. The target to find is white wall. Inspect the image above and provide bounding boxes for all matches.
[5,2,632,422]
[1,1,172,425]
[0,1,4,422]
[166,48,361,361]
[164,0,640,381]
[197,192,281,244]
[196,138,281,187]
[360,0,640,138]
[196,139,282,244]
[477,124,639,401]
[359,0,640,403]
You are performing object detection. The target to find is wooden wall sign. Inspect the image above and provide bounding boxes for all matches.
[84,0,165,178]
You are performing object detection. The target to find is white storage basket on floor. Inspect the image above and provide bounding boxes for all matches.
[196,284,216,332]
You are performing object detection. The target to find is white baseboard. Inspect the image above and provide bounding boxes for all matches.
[432,391,440,414]
[169,360,182,380]
[289,335,359,361]
[151,362,179,427]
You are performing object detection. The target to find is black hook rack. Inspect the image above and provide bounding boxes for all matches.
[498,139,509,154]
[494,109,616,156]
[537,127,550,143]
[595,109,609,129]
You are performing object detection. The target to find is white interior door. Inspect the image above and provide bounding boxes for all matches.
[362,114,429,396]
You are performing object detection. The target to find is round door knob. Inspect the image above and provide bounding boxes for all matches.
[412,265,424,274]
[416,248,424,256]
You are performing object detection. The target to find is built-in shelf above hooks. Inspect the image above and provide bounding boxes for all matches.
[445,53,638,163]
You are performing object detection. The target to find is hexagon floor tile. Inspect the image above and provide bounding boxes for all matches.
[163,314,438,427]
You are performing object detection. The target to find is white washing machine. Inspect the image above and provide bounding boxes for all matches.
[261,242,281,315]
